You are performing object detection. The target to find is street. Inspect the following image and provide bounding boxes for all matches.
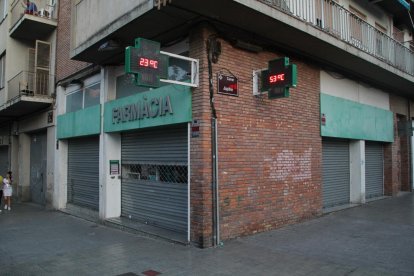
[1,193,413,276]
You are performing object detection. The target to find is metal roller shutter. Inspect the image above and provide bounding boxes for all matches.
[121,124,188,234]
[67,136,100,210]
[0,146,9,178]
[365,142,384,199]
[30,132,47,205]
[322,139,350,208]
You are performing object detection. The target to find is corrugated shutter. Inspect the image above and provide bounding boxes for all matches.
[365,142,384,199]
[122,125,187,165]
[30,132,47,205]
[67,136,99,210]
[121,124,188,234]
[0,146,9,177]
[322,139,350,208]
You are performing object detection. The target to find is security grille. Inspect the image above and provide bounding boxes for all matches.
[122,163,188,233]
[121,125,188,234]
[0,146,9,178]
[123,164,188,183]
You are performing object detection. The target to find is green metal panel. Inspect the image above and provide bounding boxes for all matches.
[57,105,101,139]
[321,94,394,142]
[104,84,192,133]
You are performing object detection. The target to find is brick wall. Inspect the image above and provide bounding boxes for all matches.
[384,114,401,195]
[190,27,322,245]
[399,115,411,191]
[56,0,90,82]
[384,95,412,195]
[189,27,214,247]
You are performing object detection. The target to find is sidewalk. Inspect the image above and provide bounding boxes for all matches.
[0,194,413,276]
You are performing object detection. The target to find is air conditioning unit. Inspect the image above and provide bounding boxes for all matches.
[38,9,50,18]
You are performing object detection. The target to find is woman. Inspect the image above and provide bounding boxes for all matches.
[3,172,12,211]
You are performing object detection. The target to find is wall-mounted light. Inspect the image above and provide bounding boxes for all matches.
[98,40,121,51]
[69,79,83,86]
[232,40,263,53]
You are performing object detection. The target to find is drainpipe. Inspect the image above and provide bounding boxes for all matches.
[207,35,221,246]
[408,99,413,191]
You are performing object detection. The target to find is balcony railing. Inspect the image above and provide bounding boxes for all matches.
[10,0,57,31]
[7,71,54,101]
[260,0,414,76]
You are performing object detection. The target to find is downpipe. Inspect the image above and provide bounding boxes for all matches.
[207,35,221,246]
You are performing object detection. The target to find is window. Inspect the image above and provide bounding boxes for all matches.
[0,53,5,90]
[393,26,404,43]
[84,83,100,108]
[66,82,100,113]
[66,90,83,113]
[375,23,387,58]
[123,163,188,184]
[0,0,7,21]
[167,53,191,83]
[349,6,367,48]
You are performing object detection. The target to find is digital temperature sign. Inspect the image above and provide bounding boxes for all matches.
[261,57,297,99]
[125,38,168,87]
[139,57,158,69]
[269,73,285,83]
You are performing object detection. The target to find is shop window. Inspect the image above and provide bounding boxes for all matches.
[84,83,100,108]
[123,163,188,184]
[66,90,83,113]
[66,81,100,113]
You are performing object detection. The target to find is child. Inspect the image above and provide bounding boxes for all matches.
[3,172,12,211]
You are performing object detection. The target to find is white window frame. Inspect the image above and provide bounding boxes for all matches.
[0,0,7,21]
[65,74,101,113]
[66,81,100,112]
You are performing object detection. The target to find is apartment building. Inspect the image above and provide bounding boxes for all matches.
[53,0,414,247]
[0,0,57,206]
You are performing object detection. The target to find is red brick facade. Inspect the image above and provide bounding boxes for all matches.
[190,28,322,246]
[399,116,411,192]
[384,110,411,196]
[56,0,90,82]
[384,114,401,195]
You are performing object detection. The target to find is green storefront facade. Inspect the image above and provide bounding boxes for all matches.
[57,82,192,241]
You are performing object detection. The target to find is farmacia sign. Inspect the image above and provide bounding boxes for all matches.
[112,95,173,124]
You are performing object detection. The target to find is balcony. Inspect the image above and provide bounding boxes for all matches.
[70,0,414,96]
[9,0,57,40]
[0,71,54,122]
[261,0,414,76]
